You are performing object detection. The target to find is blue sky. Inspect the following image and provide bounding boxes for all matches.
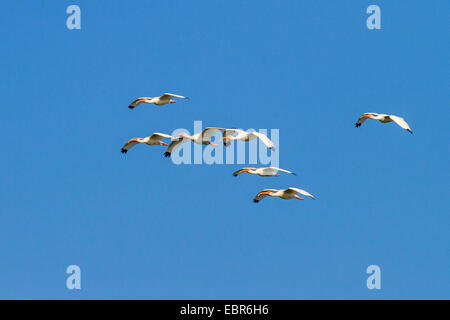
[0,1,449,299]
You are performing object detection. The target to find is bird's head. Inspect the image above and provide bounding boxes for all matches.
[169,100,177,103]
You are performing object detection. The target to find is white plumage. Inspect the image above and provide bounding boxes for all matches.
[355,113,413,133]
[233,167,295,177]
[220,129,276,150]
[164,127,225,157]
[253,187,315,203]
[128,93,189,109]
[121,133,173,154]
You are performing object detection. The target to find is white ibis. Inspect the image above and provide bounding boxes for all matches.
[121,133,173,154]
[164,127,225,157]
[220,129,276,151]
[233,167,296,177]
[128,93,189,109]
[355,113,413,133]
[253,187,315,203]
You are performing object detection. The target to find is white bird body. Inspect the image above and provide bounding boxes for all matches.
[121,133,173,154]
[164,127,225,157]
[233,166,296,177]
[253,187,315,203]
[355,112,413,133]
[128,93,189,109]
[221,129,276,151]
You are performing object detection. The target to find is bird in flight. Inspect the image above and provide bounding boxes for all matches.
[253,187,315,203]
[128,93,189,109]
[163,127,225,157]
[355,113,413,133]
[220,129,276,151]
[233,166,296,177]
[121,133,173,154]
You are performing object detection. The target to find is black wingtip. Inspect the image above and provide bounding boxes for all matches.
[355,123,361,128]
[164,152,171,158]
[128,105,134,109]
[253,199,259,203]
[408,130,413,134]
[121,149,127,154]
[292,173,297,176]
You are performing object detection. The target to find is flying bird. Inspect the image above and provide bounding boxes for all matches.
[233,167,296,177]
[220,129,276,151]
[121,133,173,154]
[355,113,412,133]
[128,93,189,109]
[164,127,225,157]
[253,187,315,203]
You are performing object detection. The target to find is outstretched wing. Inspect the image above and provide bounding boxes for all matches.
[150,132,173,142]
[232,168,254,176]
[268,167,296,175]
[128,97,150,109]
[202,127,226,141]
[164,136,189,157]
[389,115,413,133]
[162,93,189,100]
[251,132,276,151]
[286,187,315,199]
[121,138,140,154]
[253,189,277,203]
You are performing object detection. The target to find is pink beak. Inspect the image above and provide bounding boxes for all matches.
[220,136,232,141]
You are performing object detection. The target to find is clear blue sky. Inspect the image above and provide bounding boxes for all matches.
[0,1,448,299]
